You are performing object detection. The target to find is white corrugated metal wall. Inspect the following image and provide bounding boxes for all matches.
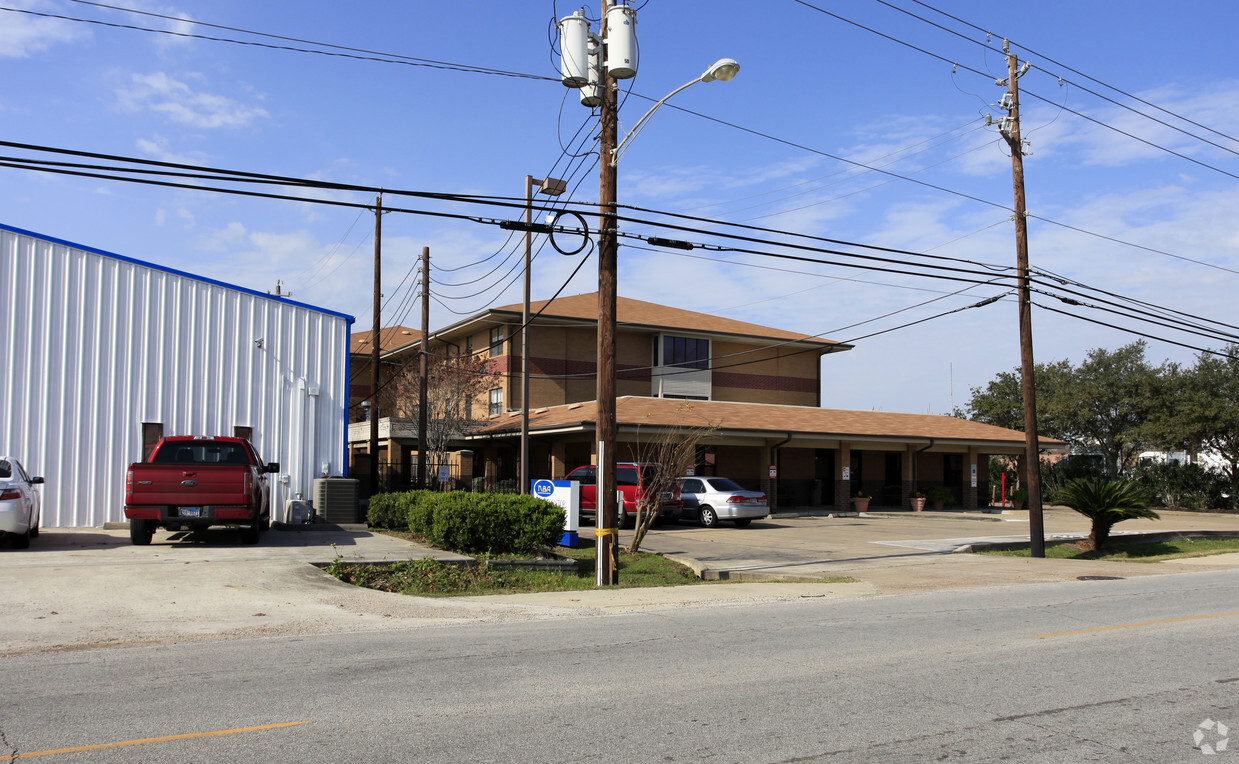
[0,224,353,527]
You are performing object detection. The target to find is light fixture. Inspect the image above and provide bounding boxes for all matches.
[701,58,740,83]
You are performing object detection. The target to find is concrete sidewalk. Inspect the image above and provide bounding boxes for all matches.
[2,509,1237,657]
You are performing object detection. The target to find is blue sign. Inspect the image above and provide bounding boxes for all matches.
[533,479,556,498]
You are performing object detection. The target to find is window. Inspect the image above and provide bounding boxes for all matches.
[234,426,253,442]
[465,335,474,356]
[489,327,505,355]
[663,336,709,369]
[488,388,503,416]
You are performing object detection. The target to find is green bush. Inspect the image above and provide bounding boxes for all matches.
[366,493,405,529]
[427,492,565,555]
[404,490,436,536]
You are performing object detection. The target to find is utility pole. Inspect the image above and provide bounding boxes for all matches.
[521,175,534,496]
[595,0,620,586]
[418,245,430,490]
[369,194,383,498]
[998,41,1045,558]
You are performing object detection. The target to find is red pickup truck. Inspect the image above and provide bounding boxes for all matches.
[564,462,682,529]
[125,436,279,545]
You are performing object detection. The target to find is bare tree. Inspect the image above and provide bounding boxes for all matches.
[378,351,499,486]
[625,406,718,553]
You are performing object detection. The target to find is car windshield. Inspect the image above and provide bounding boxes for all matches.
[151,443,249,465]
[617,468,639,486]
[706,478,745,492]
[0,460,9,479]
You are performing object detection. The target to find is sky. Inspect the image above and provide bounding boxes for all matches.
[3,0,1238,416]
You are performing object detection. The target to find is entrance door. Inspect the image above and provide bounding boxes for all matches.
[813,449,835,507]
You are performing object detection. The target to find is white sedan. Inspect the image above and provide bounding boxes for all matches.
[0,457,43,548]
[674,477,768,528]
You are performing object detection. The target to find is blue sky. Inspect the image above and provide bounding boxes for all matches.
[3,0,1237,415]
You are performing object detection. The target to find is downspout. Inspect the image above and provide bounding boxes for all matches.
[912,438,935,492]
[771,432,793,512]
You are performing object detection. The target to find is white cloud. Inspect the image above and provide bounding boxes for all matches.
[117,71,269,128]
[0,2,88,58]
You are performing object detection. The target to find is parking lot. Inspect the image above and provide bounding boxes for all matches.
[2,508,1238,657]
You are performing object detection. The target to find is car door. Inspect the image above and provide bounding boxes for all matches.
[11,460,35,528]
[678,478,704,520]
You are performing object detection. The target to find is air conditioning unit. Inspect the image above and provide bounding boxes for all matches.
[313,477,360,524]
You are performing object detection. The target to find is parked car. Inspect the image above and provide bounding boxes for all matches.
[125,436,279,545]
[674,476,767,528]
[564,462,682,528]
[0,457,43,548]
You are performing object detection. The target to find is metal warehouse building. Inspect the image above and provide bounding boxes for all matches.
[0,223,353,528]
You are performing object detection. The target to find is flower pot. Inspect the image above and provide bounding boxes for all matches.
[1011,500,1024,510]
[932,500,945,511]
[910,497,926,512]
[853,497,871,513]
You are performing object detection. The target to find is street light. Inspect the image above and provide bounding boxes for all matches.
[612,58,740,165]
[595,57,738,584]
[521,175,566,495]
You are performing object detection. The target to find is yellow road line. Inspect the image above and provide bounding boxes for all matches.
[17,721,309,759]
[1031,611,1239,638]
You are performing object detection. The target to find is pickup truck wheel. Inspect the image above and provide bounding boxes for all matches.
[129,520,154,545]
[240,523,261,544]
[615,509,631,530]
[698,506,719,528]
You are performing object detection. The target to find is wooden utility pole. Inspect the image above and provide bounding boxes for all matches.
[369,194,382,498]
[999,42,1045,557]
[418,245,430,490]
[521,175,534,496]
[596,0,619,586]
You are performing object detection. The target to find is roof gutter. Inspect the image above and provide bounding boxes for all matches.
[912,438,935,489]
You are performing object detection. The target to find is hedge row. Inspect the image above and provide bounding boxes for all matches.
[366,490,566,555]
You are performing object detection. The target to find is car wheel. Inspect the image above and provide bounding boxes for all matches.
[29,510,39,537]
[129,519,154,546]
[12,527,31,549]
[732,518,752,528]
[241,523,261,544]
[698,505,719,528]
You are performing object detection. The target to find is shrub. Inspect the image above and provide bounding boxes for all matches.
[366,493,405,529]
[926,486,954,504]
[404,490,436,536]
[1128,460,1231,511]
[427,492,565,555]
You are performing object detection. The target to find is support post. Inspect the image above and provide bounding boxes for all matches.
[596,0,619,586]
[417,246,430,490]
[369,194,382,497]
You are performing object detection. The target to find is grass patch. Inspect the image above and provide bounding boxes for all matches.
[979,537,1239,562]
[328,543,706,597]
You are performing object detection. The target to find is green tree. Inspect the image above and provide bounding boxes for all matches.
[1057,477,1158,553]
[961,342,1162,478]
[1149,345,1239,507]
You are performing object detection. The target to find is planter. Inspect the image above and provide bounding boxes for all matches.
[910,497,927,512]
[932,500,945,511]
[1011,500,1024,510]
[853,497,871,513]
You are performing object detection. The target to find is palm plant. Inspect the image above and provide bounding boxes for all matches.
[1056,478,1159,553]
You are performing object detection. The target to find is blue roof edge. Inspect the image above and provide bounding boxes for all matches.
[0,221,356,323]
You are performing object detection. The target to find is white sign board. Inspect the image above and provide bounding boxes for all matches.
[437,465,450,484]
[842,466,851,480]
[971,463,978,488]
[533,479,580,544]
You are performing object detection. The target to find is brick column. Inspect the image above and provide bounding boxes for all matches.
[835,442,852,511]
[965,446,979,510]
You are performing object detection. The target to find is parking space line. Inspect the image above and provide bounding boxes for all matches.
[16,721,309,759]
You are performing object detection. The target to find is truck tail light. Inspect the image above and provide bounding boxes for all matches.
[125,469,133,501]
[243,471,254,497]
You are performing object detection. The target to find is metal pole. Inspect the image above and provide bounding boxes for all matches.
[596,0,619,586]
[1003,46,1046,558]
[521,175,533,495]
[369,194,382,497]
[418,246,430,490]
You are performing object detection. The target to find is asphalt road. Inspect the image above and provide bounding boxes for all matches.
[3,568,1236,762]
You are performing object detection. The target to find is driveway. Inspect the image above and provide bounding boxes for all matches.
[3,509,1238,657]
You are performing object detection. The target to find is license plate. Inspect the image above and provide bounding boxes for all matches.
[178,507,202,518]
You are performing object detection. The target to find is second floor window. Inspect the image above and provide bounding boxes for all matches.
[663,336,709,370]
[489,388,503,416]
[489,327,504,355]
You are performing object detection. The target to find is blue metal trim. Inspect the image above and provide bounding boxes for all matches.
[0,222,355,322]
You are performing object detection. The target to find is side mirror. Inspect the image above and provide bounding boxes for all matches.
[266,463,281,473]
[31,476,44,484]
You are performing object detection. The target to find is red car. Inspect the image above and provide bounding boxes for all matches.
[125,436,279,545]
[564,462,682,529]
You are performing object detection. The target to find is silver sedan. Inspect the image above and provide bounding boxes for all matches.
[0,457,43,548]
[674,477,768,528]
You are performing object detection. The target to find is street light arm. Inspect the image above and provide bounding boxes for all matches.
[611,76,702,167]
[611,58,739,167]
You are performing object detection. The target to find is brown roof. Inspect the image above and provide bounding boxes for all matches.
[350,326,422,355]
[473,396,1064,448]
[491,293,846,348]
